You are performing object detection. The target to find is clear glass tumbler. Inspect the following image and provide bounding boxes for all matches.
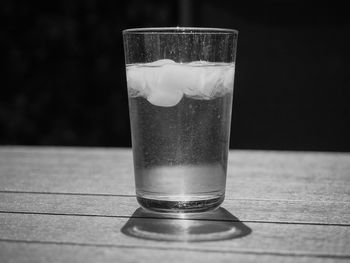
[123,27,238,213]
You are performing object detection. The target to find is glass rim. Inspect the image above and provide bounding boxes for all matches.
[123,27,238,35]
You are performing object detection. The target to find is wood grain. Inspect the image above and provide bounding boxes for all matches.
[0,147,349,263]
[1,241,346,263]
[0,213,349,257]
[0,192,349,225]
[0,147,349,201]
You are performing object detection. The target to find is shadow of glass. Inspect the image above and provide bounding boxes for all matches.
[121,207,252,242]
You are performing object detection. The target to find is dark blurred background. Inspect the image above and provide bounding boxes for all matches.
[2,0,350,151]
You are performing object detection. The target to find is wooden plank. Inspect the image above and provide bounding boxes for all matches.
[1,241,345,263]
[0,147,349,202]
[1,147,349,262]
[0,193,349,225]
[0,147,134,196]
[0,213,349,257]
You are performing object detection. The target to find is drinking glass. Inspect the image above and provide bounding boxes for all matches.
[123,27,238,213]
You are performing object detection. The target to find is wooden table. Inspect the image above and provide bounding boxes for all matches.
[0,147,349,262]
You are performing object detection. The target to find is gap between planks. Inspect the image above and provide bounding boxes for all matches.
[1,191,349,226]
[1,190,349,204]
[0,211,349,227]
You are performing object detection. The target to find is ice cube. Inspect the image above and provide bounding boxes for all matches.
[147,63,184,107]
[126,60,235,105]
[223,65,235,91]
[181,65,202,98]
[147,59,176,67]
[147,85,183,107]
[201,66,222,98]
[126,66,148,97]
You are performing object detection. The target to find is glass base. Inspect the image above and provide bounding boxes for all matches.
[137,195,224,213]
